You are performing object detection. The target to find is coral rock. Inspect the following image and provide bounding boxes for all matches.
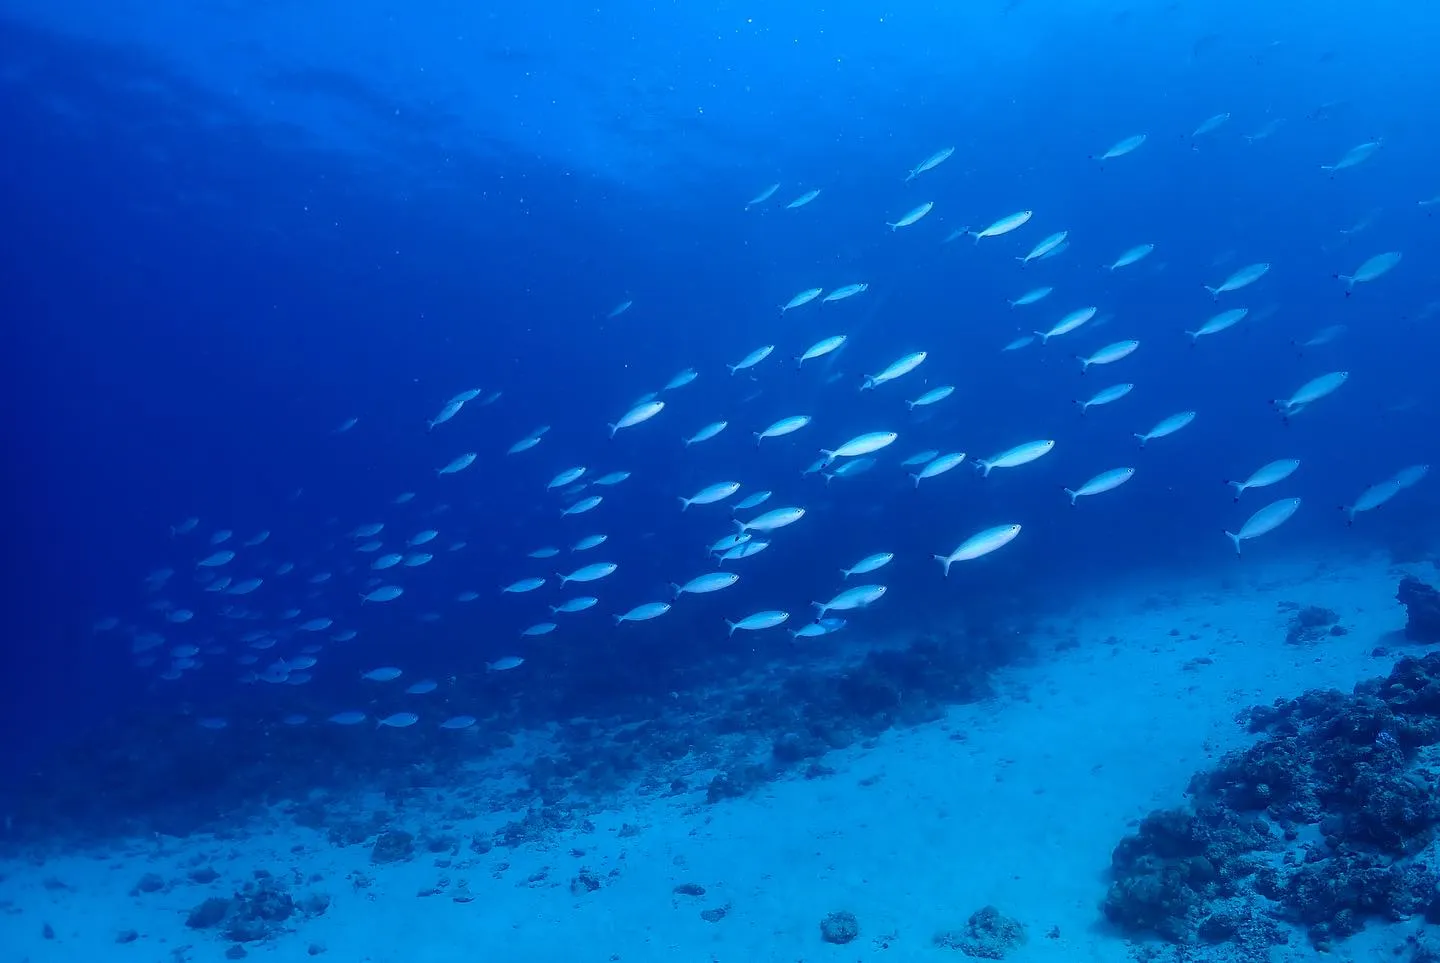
[1398,577,1440,644]
[1284,606,1339,645]
[369,830,415,864]
[569,869,601,896]
[936,905,1026,958]
[820,910,858,944]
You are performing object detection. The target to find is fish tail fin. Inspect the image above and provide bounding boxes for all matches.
[910,473,921,488]
[1204,285,1219,300]
[613,615,624,626]
[1338,274,1355,290]
[860,377,874,390]
[1064,488,1078,506]
[753,432,763,446]
[810,601,826,615]
[933,554,952,577]
[548,606,559,615]
[1134,434,1147,447]
[1184,330,1198,342]
[1076,357,1090,372]
[733,519,746,533]
[885,222,897,231]
[823,473,834,486]
[725,621,737,637]
[725,364,737,375]
[1033,331,1048,343]
[793,357,803,369]
[819,449,835,465]
[678,497,689,511]
[606,423,617,438]
[839,568,851,580]
[906,400,917,411]
[670,583,682,599]
[358,593,367,604]
[971,233,981,244]
[1224,530,1242,556]
[1227,481,1244,501]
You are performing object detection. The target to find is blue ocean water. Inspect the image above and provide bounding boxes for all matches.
[2,0,1439,951]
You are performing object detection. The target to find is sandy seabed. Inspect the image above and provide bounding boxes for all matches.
[4,552,1434,963]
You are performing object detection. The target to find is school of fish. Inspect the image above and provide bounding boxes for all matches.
[92,117,1432,732]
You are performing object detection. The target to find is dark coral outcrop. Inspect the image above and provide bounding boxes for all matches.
[1104,652,1440,950]
[1102,806,1276,942]
[1398,576,1440,644]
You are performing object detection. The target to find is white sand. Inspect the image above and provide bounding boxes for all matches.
[3,552,1431,962]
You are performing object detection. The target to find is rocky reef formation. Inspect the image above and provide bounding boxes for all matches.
[1104,649,1440,952]
[1398,576,1440,644]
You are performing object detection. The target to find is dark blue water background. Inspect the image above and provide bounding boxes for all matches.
[2,1,1437,784]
